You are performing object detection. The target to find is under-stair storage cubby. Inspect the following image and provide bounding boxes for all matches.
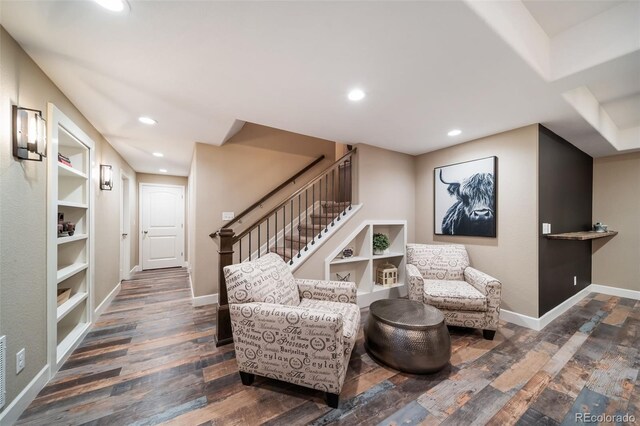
[47,104,95,372]
[325,220,407,307]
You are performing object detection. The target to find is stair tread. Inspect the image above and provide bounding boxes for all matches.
[323,201,351,207]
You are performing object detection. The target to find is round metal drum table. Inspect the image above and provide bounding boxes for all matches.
[364,299,451,374]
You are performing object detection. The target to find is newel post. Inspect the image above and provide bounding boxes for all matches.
[215,228,235,347]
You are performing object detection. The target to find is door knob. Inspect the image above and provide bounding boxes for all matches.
[122,233,128,237]
[143,231,148,234]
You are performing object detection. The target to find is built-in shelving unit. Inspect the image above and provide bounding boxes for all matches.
[324,220,407,307]
[545,231,618,240]
[47,103,95,373]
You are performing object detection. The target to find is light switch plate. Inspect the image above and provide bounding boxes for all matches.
[16,348,25,374]
[222,212,235,221]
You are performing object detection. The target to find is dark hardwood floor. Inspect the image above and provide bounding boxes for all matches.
[17,268,639,425]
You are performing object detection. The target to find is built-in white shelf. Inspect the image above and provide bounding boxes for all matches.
[330,256,369,265]
[373,282,404,292]
[58,200,88,209]
[57,234,88,245]
[325,220,407,308]
[56,322,90,364]
[372,252,404,260]
[58,162,88,179]
[56,261,88,284]
[57,292,88,322]
[49,103,95,375]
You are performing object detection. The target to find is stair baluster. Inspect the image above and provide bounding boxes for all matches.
[211,148,356,346]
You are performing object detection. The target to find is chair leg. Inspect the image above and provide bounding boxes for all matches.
[326,392,340,408]
[483,329,496,340]
[239,371,255,386]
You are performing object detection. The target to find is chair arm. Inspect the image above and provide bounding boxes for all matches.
[229,302,345,390]
[464,267,501,298]
[296,278,357,304]
[406,264,424,303]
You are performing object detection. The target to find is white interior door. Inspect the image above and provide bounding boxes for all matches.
[140,184,185,270]
[120,174,131,280]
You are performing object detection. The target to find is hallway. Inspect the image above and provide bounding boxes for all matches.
[17,268,219,425]
[16,268,639,425]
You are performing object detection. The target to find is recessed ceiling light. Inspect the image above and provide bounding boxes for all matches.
[159,168,168,173]
[94,0,126,12]
[138,116,157,125]
[447,129,462,137]
[348,89,366,102]
[152,152,164,157]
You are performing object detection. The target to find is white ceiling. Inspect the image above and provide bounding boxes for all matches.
[522,0,624,37]
[1,0,639,176]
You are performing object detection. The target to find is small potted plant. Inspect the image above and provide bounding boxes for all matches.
[373,233,390,255]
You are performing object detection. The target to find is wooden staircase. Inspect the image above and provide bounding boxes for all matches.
[211,149,356,346]
[271,201,351,262]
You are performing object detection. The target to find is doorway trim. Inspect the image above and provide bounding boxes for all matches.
[120,169,133,281]
[138,182,186,271]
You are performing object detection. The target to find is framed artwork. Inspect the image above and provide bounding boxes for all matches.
[434,156,497,237]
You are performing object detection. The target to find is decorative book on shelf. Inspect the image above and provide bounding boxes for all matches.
[58,152,72,167]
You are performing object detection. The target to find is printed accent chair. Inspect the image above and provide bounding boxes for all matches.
[223,253,360,408]
[406,244,502,340]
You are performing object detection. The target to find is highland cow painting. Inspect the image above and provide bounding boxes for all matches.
[434,157,497,237]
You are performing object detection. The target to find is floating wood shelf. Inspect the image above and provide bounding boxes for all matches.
[545,231,618,240]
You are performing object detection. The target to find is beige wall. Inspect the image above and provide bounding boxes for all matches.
[296,143,416,278]
[0,27,136,411]
[592,153,640,291]
[414,125,539,317]
[94,143,138,305]
[191,123,337,297]
[137,173,189,262]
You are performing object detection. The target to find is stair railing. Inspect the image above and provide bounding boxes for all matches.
[211,148,355,346]
[218,154,325,232]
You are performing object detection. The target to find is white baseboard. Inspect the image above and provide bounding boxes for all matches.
[0,365,49,426]
[590,284,640,300]
[501,283,638,331]
[183,261,189,269]
[192,294,219,307]
[129,265,140,275]
[500,286,591,331]
[187,270,218,307]
[499,309,542,331]
[94,282,121,318]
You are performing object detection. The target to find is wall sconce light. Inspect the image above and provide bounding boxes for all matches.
[12,105,47,161]
[100,165,113,190]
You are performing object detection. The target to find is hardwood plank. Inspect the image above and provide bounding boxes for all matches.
[439,384,511,426]
[16,266,639,425]
[530,388,576,423]
[559,387,610,424]
[514,407,559,426]
[491,341,556,393]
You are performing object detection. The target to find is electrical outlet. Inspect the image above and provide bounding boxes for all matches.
[222,212,235,221]
[16,348,25,374]
[542,223,551,234]
[574,276,577,286]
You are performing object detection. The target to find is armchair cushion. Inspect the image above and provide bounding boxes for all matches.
[230,302,346,394]
[423,280,487,312]
[298,299,361,351]
[407,244,470,281]
[406,264,424,303]
[224,253,300,306]
[296,278,357,304]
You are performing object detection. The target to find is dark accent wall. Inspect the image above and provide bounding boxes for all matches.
[538,125,593,316]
